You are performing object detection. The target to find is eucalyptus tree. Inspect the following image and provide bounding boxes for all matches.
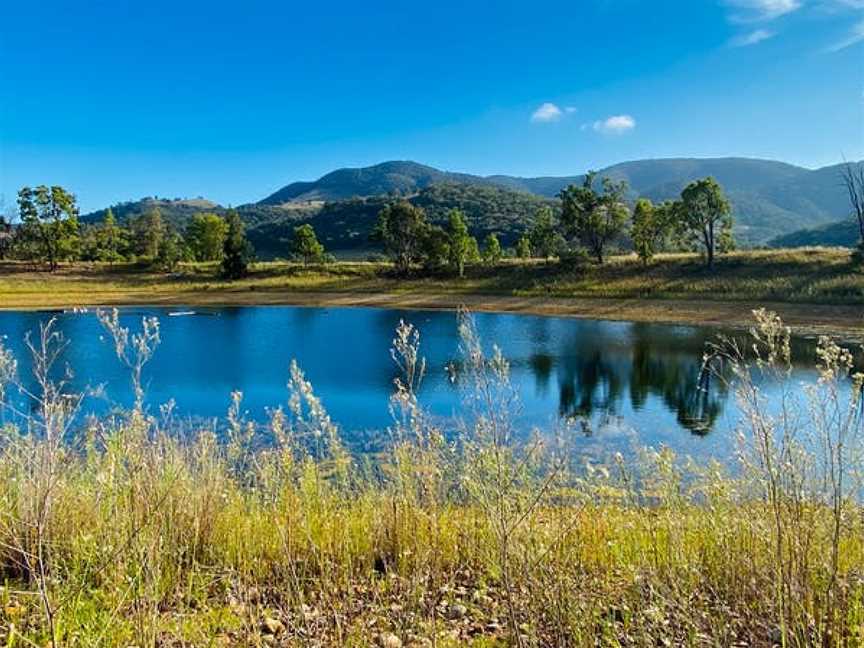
[291,223,325,266]
[186,212,228,261]
[528,206,558,262]
[631,198,677,265]
[558,171,629,264]
[482,233,502,265]
[221,210,253,279]
[372,200,429,275]
[840,161,864,262]
[447,209,473,277]
[16,185,80,270]
[679,177,733,268]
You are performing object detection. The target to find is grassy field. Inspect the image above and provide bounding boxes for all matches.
[1,247,862,336]
[0,311,861,646]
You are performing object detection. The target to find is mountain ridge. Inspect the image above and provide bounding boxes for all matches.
[82,157,859,249]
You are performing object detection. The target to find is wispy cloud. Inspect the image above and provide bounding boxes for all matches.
[830,0,864,9]
[723,0,802,22]
[530,102,563,123]
[729,28,777,45]
[592,115,636,134]
[826,17,864,50]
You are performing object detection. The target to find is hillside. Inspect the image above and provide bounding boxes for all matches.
[259,157,855,244]
[81,197,229,229]
[246,184,553,258]
[81,157,858,255]
[770,218,860,248]
[258,161,491,204]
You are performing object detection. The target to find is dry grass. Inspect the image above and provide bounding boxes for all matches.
[1,249,863,339]
[0,308,861,646]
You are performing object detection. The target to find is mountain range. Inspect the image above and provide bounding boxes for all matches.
[84,157,859,255]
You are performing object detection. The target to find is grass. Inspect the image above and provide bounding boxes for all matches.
[0,247,861,304]
[0,308,861,646]
[0,248,862,337]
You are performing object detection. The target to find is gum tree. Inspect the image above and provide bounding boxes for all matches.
[372,200,429,275]
[221,210,253,279]
[679,177,733,268]
[291,223,325,266]
[558,171,629,264]
[16,185,80,271]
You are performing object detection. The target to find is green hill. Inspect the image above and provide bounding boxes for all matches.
[81,157,859,256]
[258,157,855,245]
[245,184,553,258]
[769,218,860,248]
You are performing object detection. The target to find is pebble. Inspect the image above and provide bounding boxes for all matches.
[261,616,285,635]
[377,632,403,648]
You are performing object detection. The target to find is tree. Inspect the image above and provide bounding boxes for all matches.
[94,208,127,264]
[482,233,502,265]
[558,172,629,264]
[679,177,733,267]
[156,229,185,272]
[528,206,558,262]
[0,216,12,260]
[372,201,429,275]
[516,235,532,259]
[221,210,253,279]
[291,223,325,266]
[631,198,655,265]
[631,198,677,266]
[185,213,228,262]
[420,224,450,271]
[133,208,165,259]
[446,209,473,277]
[840,161,864,261]
[16,185,80,271]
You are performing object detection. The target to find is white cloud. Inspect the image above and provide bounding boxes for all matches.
[530,102,563,123]
[564,106,577,114]
[729,28,777,45]
[723,0,802,22]
[826,17,864,50]
[592,115,636,134]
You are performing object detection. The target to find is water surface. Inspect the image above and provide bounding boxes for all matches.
[0,305,828,462]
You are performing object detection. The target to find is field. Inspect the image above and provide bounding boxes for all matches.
[1,248,862,338]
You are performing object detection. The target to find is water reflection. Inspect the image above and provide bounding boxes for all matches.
[0,306,842,462]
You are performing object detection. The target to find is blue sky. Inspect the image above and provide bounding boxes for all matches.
[1,0,862,213]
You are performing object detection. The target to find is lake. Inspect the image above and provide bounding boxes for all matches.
[0,305,829,463]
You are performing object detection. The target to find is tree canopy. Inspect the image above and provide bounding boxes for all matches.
[17,185,80,271]
[372,201,429,275]
[221,210,254,279]
[558,172,629,264]
[186,213,228,262]
[291,223,325,265]
[679,177,734,267]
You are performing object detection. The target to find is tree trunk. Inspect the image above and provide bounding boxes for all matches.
[704,222,715,268]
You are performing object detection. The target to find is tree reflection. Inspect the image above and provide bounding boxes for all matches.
[549,323,729,435]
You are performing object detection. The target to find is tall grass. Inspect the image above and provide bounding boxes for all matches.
[0,308,861,647]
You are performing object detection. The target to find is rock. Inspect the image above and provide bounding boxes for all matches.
[261,617,285,635]
[446,603,468,620]
[769,627,783,645]
[377,632,403,648]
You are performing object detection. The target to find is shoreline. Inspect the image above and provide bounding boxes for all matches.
[2,288,862,341]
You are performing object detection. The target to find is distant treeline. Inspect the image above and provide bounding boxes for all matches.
[4,162,863,276]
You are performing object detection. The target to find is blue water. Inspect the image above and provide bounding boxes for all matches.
[0,305,826,462]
